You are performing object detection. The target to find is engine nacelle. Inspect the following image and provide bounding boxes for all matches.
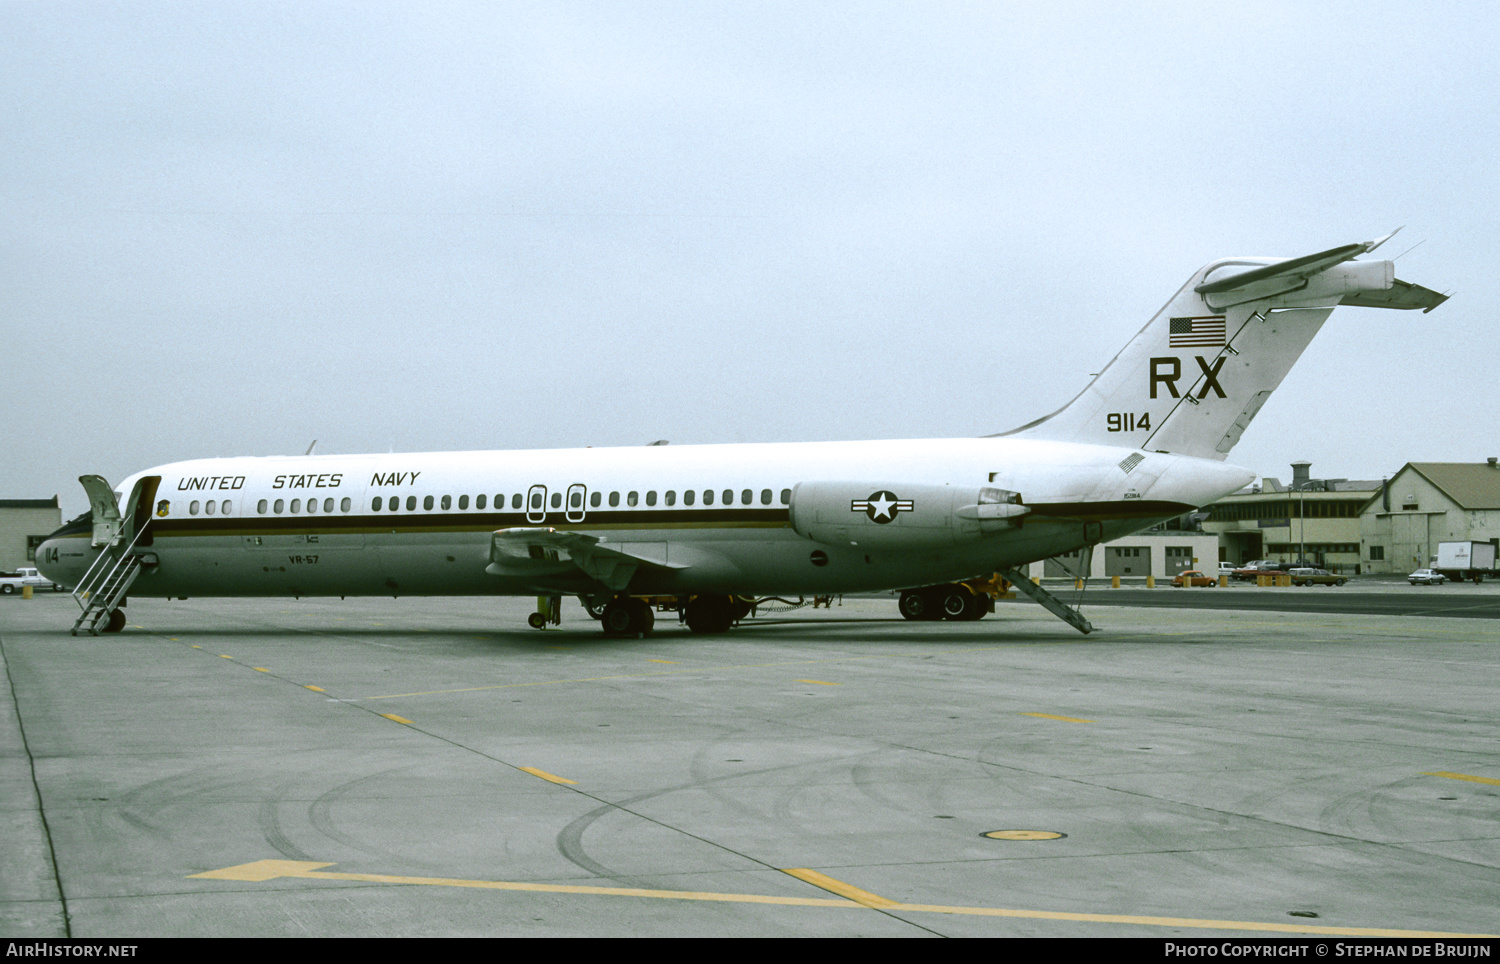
[788,481,1028,549]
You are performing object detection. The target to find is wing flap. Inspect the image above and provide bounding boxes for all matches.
[485,527,687,591]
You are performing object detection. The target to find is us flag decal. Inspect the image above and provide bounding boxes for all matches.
[1169,315,1227,348]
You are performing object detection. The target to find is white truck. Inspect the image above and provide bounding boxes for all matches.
[0,567,64,594]
[1434,541,1498,584]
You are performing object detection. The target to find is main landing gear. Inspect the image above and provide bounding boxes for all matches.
[600,597,655,638]
[898,583,991,622]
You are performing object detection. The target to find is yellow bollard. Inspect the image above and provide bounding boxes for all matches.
[1111,575,1120,588]
[1218,575,1228,588]
[22,585,33,599]
[1257,573,1270,587]
[1146,575,1155,588]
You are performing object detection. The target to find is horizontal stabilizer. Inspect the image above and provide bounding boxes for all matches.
[1339,277,1450,313]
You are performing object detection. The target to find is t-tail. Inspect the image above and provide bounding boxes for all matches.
[1001,231,1449,460]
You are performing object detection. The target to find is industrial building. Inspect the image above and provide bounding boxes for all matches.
[0,497,63,571]
[1201,462,1377,571]
[1359,460,1500,574]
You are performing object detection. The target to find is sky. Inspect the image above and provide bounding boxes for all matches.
[3,2,1496,518]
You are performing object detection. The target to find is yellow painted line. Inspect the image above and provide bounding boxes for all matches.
[219,654,232,659]
[188,860,1497,938]
[191,645,202,649]
[381,714,414,725]
[1021,713,1095,723]
[304,685,325,692]
[1424,771,1500,787]
[254,667,269,672]
[796,679,840,686]
[647,659,676,664]
[781,868,896,908]
[519,767,577,786]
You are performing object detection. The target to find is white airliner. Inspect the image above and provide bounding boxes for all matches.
[36,233,1447,637]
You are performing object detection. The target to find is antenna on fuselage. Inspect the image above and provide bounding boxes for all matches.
[304,440,318,456]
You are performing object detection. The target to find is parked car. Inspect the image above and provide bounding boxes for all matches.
[0,567,63,594]
[1232,561,1291,582]
[1172,570,1217,587]
[1408,569,1446,586]
[1289,567,1346,587]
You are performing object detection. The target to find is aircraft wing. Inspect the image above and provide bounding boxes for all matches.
[485,527,688,591]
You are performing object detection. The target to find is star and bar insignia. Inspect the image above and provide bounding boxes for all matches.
[851,490,914,524]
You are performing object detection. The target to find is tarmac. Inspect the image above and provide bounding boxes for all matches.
[2,585,1497,938]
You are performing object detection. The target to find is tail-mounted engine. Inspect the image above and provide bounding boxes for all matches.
[788,482,1029,549]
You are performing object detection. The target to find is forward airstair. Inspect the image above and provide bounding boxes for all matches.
[70,521,154,636]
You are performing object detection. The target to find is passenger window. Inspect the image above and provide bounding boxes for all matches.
[274,499,285,514]
[441,495,452,510]
[406,496,416,511]
[646,491,657,506]
[609,491,620,507]
[703,489,714,505]
[340,497,351,512]
[372,497,383,511]
[458,495,469,510]
[306,498,317,514]
[389,498,399,512]
[324,498,334,513]
[291,499,302,513]
[550,492,562,509]
[222,500,232,515]
[590,492,601,508]
[476,494,486,509]
[627,491,639,507]
[205,500,215,516]
[511,494,522,509]
[570,491,582,508]
[761,489,772,505]
[258,499,269,514]
[530,492,542,509]
[665,490,676,506]
[684,490,695,506]
[423,495,434,510]
[741,489,752,505]
[722,489,732,505]
[780,488,791,505]
[189,500,200,515]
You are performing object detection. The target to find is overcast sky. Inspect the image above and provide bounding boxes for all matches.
[3,2,1495,517]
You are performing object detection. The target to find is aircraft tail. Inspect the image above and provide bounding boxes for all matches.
[1001,232,1449,460]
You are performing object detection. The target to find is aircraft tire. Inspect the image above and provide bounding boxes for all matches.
[939,586,975,620]
[685,595,735,634]
[898,589,944,621]
[527,612,547,630]
[601,601,635,636]
[628,598,655,636]
[102,609,126,633]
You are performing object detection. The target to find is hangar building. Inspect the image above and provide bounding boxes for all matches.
[0,497,63,571]
[1359,460,1500,574]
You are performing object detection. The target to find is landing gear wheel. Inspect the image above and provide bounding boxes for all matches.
[939,586,974,620]
[898,588,943,621]
[684,594,735,634]
[601,598,654,637]
[583,598,607,620]
[103,609,126,633]
[527,612,547,630]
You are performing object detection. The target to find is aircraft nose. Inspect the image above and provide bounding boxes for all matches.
[32,519,99,591]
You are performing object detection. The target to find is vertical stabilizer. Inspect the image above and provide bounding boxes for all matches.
[1001,235,1447,460]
